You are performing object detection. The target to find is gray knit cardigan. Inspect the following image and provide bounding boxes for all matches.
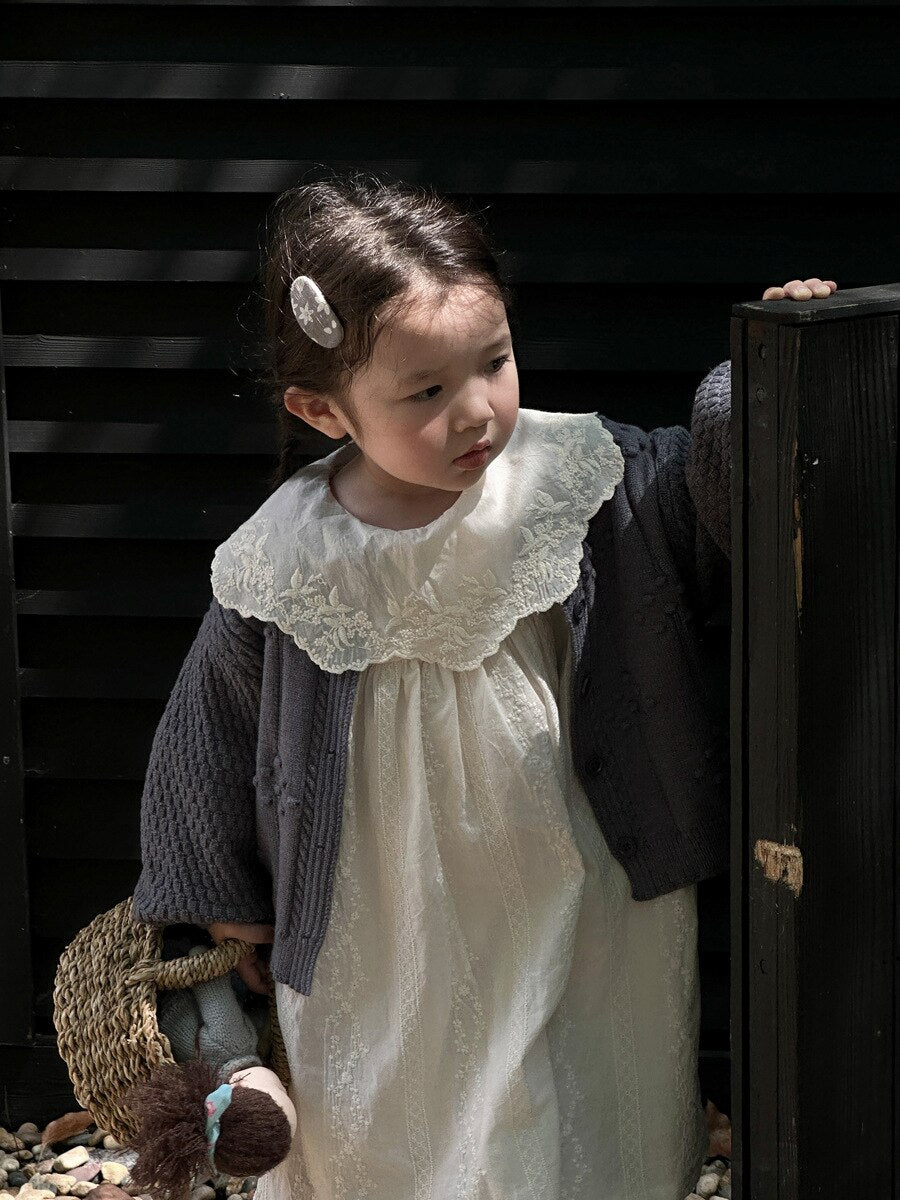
[133,359,733,996]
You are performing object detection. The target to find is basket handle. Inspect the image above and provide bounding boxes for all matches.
[125,937,258,989]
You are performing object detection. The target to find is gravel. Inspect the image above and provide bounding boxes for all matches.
[0,1118,732,1198]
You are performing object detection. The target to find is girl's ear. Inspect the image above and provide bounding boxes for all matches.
[283,387,356,442]
[282,385,314,419]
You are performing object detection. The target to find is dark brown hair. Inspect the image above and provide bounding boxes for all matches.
[255,170,516,494]
[126,1058,292,1200]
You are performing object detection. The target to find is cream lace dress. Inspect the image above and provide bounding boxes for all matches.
[211,407,708,1200]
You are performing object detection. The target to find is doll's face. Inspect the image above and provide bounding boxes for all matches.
[229,1065,297,1135]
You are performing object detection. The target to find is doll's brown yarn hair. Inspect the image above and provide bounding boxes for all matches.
[126,1058,292,1200]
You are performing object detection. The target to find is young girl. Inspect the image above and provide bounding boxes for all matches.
[132,171,836,1200]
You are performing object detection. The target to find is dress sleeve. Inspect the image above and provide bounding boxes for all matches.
[131,597,275,928]
[650,359,732,624]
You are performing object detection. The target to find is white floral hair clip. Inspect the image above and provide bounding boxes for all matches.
[289,274,344,348]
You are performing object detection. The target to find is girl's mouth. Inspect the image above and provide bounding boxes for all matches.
[454,439,491,466]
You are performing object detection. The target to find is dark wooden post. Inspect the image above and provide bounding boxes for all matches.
[728,282,899,1197]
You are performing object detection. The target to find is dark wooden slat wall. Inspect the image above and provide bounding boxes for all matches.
[1,0,895,1127]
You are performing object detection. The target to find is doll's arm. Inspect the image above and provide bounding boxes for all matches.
[132,598,274,929]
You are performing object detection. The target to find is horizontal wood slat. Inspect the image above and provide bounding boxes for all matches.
[19,666,181,698]
[8,420,277,454]
[1,244,890,286]
[26,742,153,781]
[3,115,896,194]
[1,330,721,371]
[1,249,263,281]
[2,195,893,282]
[2,335,233,368]
[12,502,250,538]
[16,587,211,615]
[3,61,896,100]
[27,789,140,859]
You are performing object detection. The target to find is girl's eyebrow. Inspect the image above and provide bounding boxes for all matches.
[399,336,511,385]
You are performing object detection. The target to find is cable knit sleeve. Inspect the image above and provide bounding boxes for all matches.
[131,597,275,928]
[685,359,732,560]
[651,359,732,623]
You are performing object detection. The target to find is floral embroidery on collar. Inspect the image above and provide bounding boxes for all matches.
[211,407,624,672]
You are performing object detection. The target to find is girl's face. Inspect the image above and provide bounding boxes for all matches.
[284,281,519,506]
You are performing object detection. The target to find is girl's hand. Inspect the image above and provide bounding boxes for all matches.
[762,278,838,301]
[207,921,275,995]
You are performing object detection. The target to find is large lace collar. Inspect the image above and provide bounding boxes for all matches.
[211,406,624,673]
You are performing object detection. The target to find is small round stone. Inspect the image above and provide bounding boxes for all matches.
[98,1164,129,1187]
[42,1177,73,1195]
[14,1132,41,1152]
[52,1152,90,1176]
[696,1173,721,1198]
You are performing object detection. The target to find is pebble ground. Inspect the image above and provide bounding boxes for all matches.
[0,1119,731,1198]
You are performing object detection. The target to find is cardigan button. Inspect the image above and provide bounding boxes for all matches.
[654,574,667,587]
[619,838,636,855]
[579,673,592,697]
[586,752,603,775]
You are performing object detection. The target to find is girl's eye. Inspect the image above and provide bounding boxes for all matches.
[409,354,511,403]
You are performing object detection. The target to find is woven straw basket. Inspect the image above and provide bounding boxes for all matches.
[53,896,290,1145]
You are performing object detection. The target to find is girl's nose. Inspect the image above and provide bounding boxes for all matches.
[453,392,494,430]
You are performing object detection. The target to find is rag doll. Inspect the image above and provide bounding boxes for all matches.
[125,945,296,1200]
